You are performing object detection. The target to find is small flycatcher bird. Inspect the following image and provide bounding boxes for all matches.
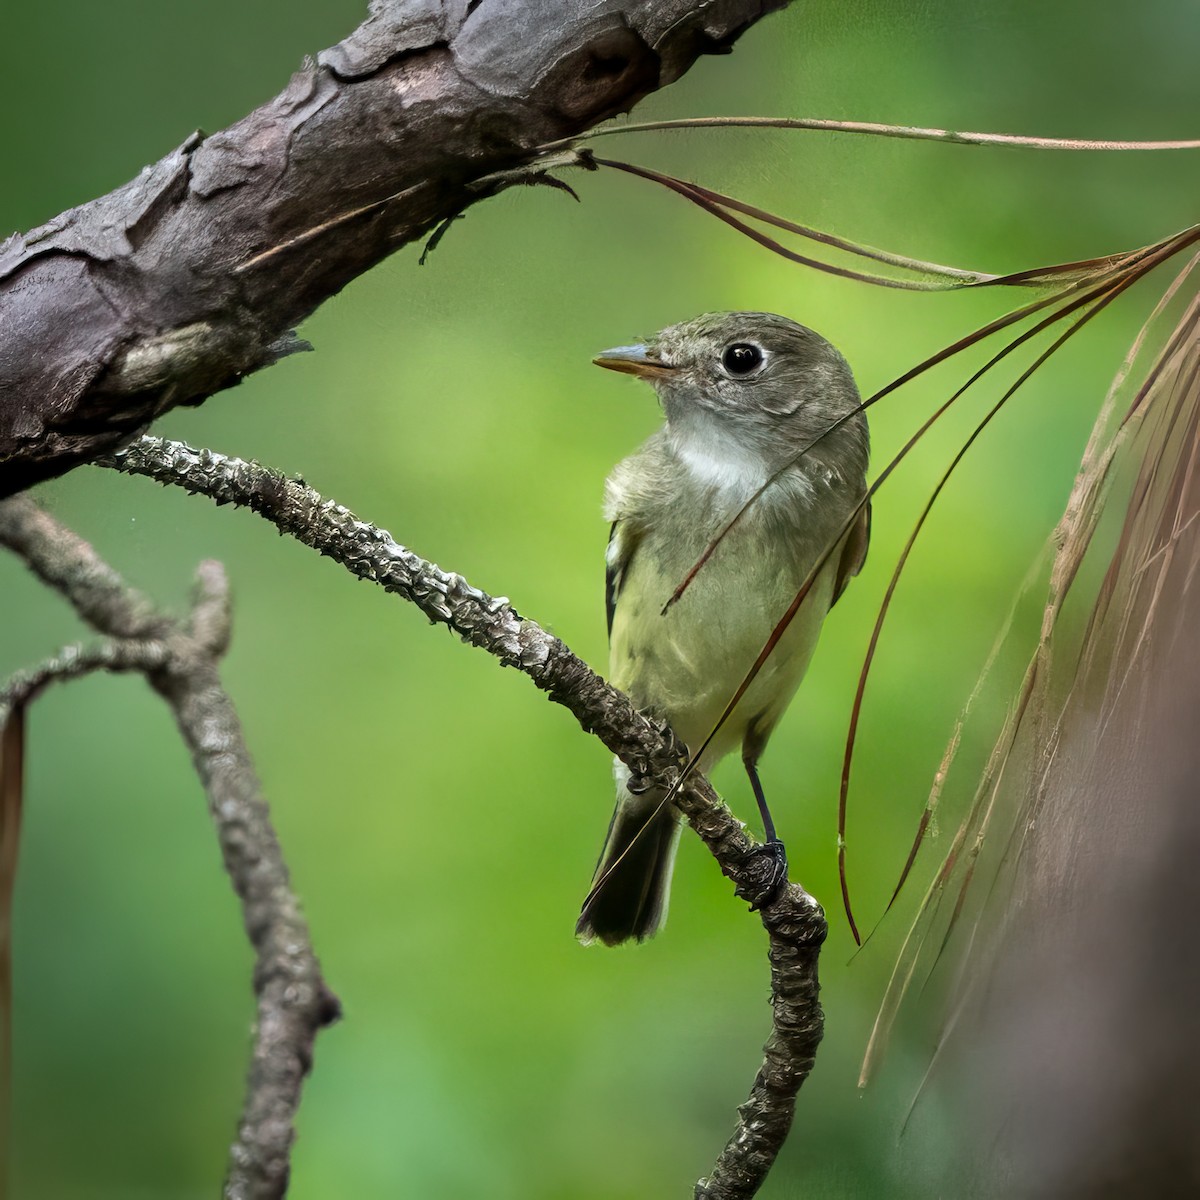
[576,312,870,946]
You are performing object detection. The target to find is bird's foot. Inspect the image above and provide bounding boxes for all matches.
[735,838,790,911]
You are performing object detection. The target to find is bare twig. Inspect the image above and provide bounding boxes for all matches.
[99,435,822,1197]
[0,499,171,639]
[0,495,338,1200]
[0,641,172,711]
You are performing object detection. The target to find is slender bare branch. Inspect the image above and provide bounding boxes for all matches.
[97,438,694,782]
[0,495,338,1200]
[0,499,171,639]
[0,641,172,715]
[149,580,342,1200]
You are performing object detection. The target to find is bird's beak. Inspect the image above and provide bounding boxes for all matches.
[592,344,675,380]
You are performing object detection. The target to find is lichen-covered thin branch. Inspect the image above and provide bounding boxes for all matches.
[101,435,825,1198]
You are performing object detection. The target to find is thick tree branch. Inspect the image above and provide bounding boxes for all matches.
[100,434,824,1197]
[0,0,789,496]
[0,495,338,1200]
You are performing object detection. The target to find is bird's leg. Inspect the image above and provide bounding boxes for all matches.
[737,750,789,910]
[745,755,777,843]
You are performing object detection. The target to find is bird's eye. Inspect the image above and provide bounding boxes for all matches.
[721,343,764,376]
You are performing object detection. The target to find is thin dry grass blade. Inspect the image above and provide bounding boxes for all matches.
[866,546,1049,940]
[592,158,999,286]
[840,269,1152,937]
[859,825,968,1086]
[1090,343,1200,731]
[592,158,1197,296]
[557,115,1200,152]
[618,242,1190,898]
[593,158,969,290]
[861,243,1200,1090]
[664,233,1200,618]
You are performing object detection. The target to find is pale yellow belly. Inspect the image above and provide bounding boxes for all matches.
[609,546,837,769]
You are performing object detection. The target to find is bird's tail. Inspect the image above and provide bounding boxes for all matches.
[576,766,681,946]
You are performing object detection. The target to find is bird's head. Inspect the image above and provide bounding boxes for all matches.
[594,311,868,482]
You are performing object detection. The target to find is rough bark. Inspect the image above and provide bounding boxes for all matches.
[0,0,787,497]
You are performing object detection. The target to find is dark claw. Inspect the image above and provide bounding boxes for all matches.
[625,771,652,796]
[734,838,790,911]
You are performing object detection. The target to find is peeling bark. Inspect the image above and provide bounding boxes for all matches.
[0,0,788,496]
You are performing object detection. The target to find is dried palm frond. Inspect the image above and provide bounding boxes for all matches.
[859,248,1200,1166]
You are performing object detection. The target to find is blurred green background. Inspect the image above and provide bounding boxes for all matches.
[2,1,1197,1195]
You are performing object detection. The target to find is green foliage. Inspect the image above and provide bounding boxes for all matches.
[2,0,1196,1195]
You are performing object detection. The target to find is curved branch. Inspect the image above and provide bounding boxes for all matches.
[0,496,338,1200]
[0,640,171,716]
[696,895,826,1199]
[99,434,824,1196]
[0,0,789,496]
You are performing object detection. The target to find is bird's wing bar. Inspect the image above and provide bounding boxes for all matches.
[605,520,642,640]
